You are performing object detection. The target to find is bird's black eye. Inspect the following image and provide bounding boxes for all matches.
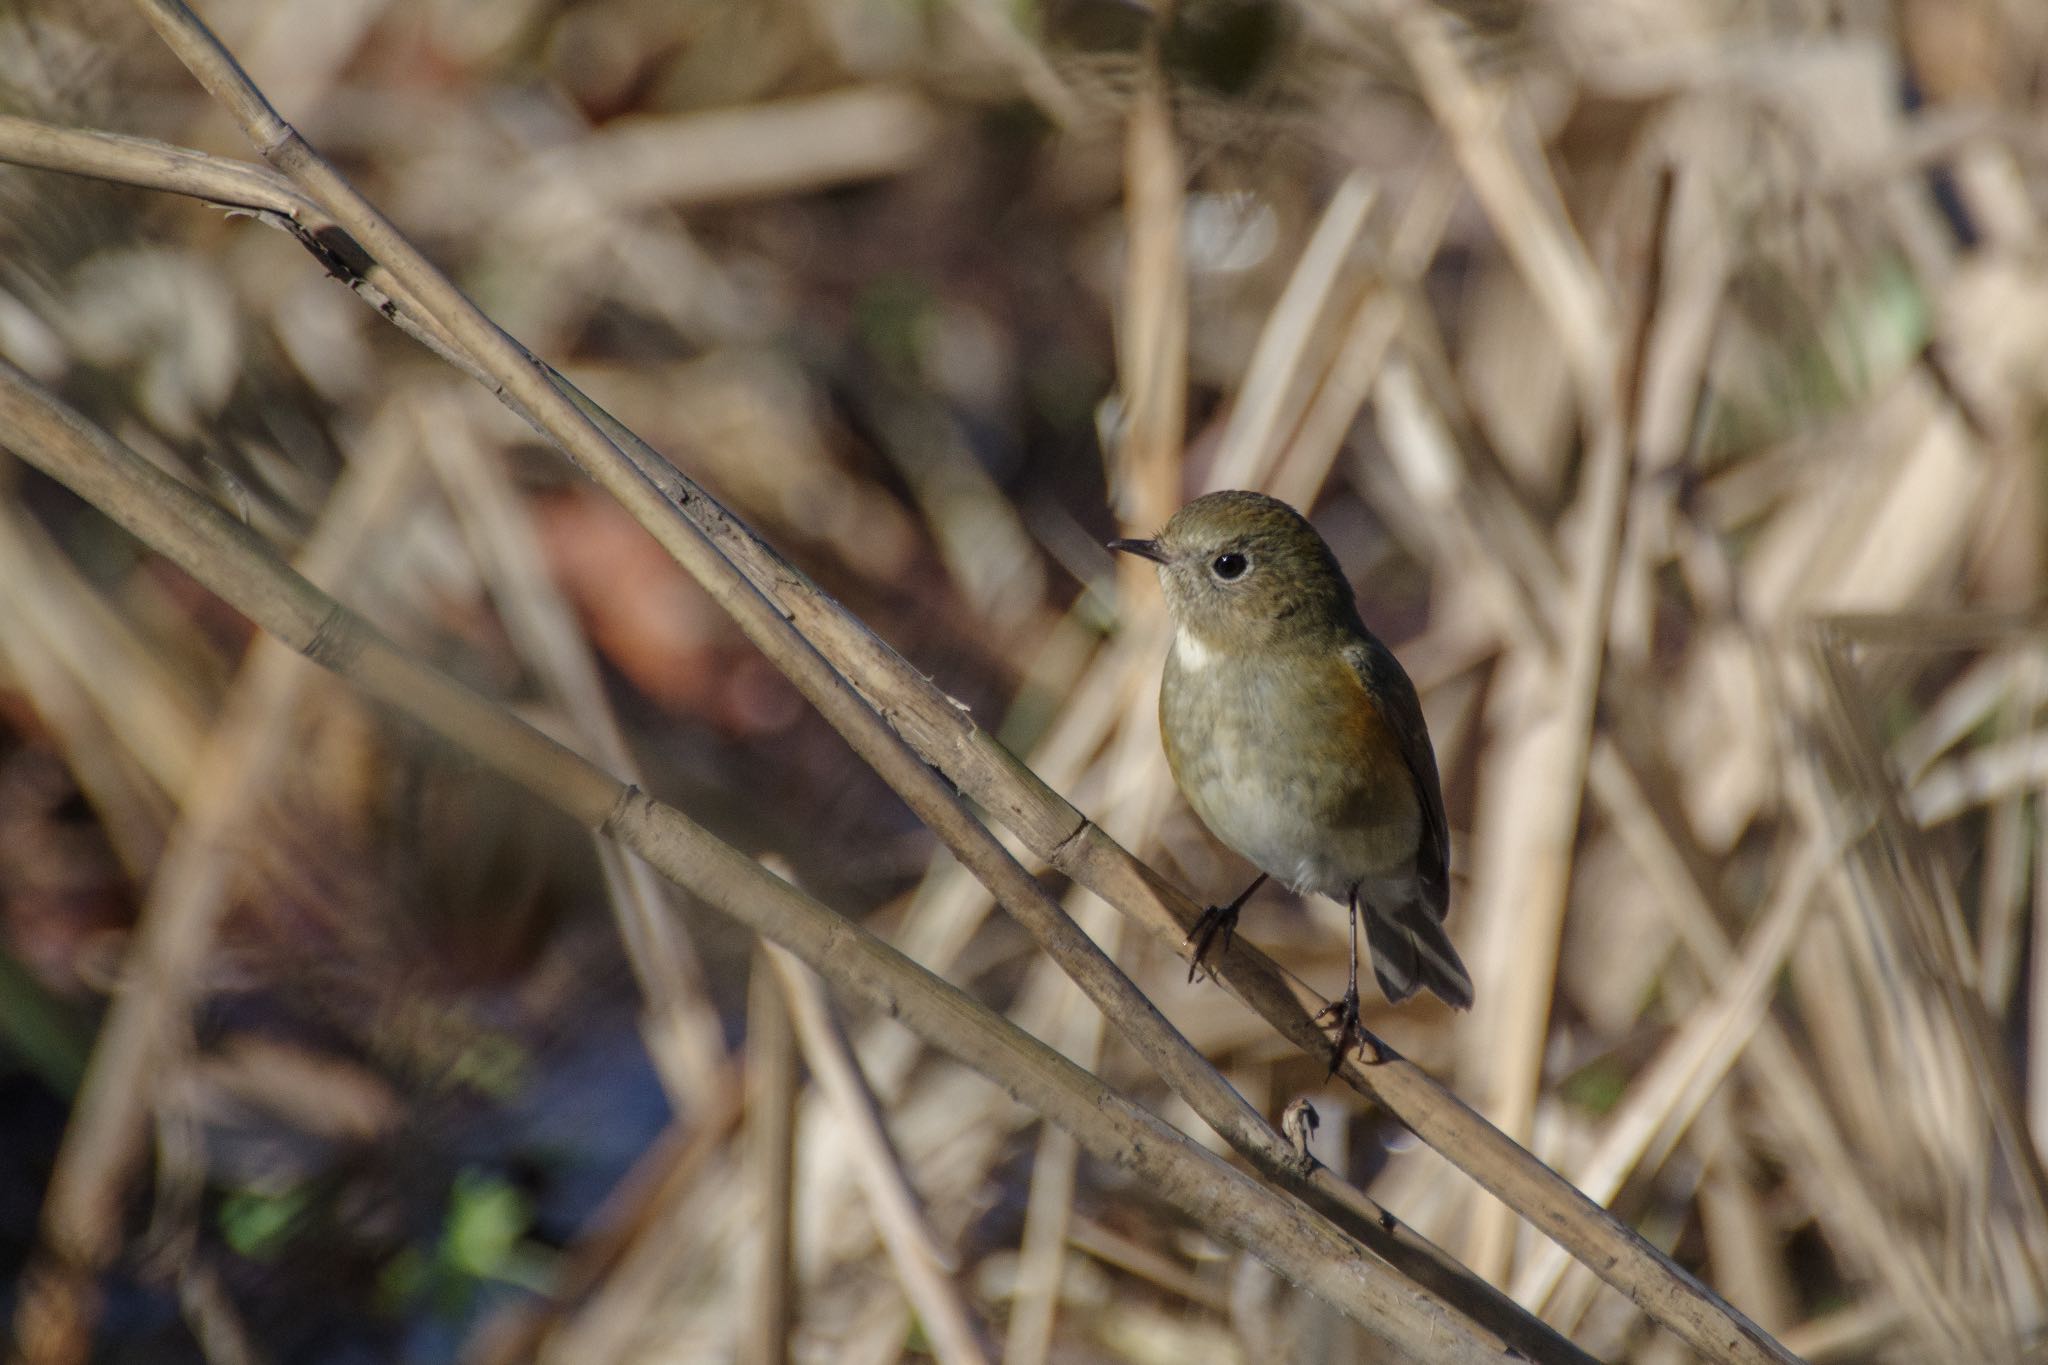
[1211,551,1249,581]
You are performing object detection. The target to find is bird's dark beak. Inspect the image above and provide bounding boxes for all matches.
[1107,537,1167,564]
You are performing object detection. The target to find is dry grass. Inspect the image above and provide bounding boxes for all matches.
[2,0,2047,1361]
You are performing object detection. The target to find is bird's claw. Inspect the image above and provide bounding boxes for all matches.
[1313,989,1390,1072]
[1183,904,1238,983]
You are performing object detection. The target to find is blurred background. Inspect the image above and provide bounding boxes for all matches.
[4,0,2048,1361]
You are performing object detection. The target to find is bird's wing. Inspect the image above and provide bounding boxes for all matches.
[1342,634,1450,920]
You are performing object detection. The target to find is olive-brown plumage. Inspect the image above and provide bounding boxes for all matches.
[1111,491,1469,1060]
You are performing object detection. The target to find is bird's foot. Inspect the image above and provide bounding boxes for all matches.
[1313,989,1391,1072]
[1183,904,1239,983]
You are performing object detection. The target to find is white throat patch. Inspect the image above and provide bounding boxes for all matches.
[1173,629,1218,672]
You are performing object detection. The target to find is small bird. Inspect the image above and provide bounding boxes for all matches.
[1110,490,1470,1064]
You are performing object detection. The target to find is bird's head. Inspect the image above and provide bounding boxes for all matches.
[1109,490,1356,651]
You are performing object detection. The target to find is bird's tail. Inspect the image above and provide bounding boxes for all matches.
[1364,899,1473,1010]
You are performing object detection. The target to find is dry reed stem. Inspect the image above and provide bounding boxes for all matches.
[740,953,797,1365]
[991,700,1190,1351]
[1380,0,1617,412]
[1111,44,1187,538]
[0,514,168,878]
[2034,791,2048,1171]
[940,0,1086,128]
[528,85,939,210]
[0,506,205,797]
[1270,157,1460,510]
[1776,1299,1907,1363]
[172,1259,261,1365]
[0,112,315,221]
[765,944,993,1365]
[0,357,1517,1365]
[1003,1128,1083,1365]
[1067,1213,1216,1304]
[1003,891,1123,1365]
[1458,157,1658,1275]
[1206,170,1377,491]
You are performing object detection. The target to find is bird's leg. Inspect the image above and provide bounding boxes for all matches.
[1184,873,1267,983]
[1314,888,1388,1070]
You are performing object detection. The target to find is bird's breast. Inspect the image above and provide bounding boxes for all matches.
[1160,643,1421,898]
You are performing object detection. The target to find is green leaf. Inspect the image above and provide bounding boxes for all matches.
[219,1183,312,1261]
[442,1168,531,1280]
